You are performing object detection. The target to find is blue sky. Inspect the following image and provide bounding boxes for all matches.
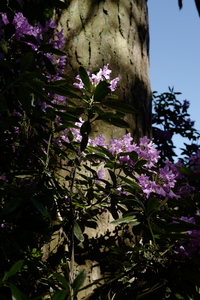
[148,1,200,157]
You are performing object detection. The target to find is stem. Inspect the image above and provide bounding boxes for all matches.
[45,133,52,170]
[147,217,157,248]
[68,162,77,300]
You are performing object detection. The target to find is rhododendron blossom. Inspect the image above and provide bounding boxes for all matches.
[73,64,119,92]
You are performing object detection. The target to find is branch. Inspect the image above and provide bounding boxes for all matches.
[194,0,200,16]
[178,0,200,17]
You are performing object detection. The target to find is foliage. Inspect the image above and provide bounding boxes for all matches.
[1,4,200,300]
[152,87,200,163]
[178,0,200,17]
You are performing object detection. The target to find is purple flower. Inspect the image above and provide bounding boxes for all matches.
[1,13,9,25]
[91,64,112,84]
[73,75,85,89]
[1,220,6,228]
[137,160,179,199]
[90,135,106,147]
[109,77,120,91]
[174,216,200,259]
[45,18,57,30]
[177,182,195,195]
[73,64,119,91]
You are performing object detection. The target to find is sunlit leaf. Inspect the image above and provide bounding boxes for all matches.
[72,270,86,296]
[102,100,138,114]
[53,273,69,290]
[74,221,84,242]
[111,215,140,225]
[79,66,91,91]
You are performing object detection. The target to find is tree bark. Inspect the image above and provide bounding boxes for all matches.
[56,1,151,298]
[58,0,151,141]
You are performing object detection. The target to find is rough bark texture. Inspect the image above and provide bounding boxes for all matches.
[58,0,151,141]
[56,1,151,298]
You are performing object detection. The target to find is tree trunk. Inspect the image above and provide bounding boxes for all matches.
[58,0,151,141]
[56,1,151,298]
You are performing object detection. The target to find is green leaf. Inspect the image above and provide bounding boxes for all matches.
[51,290,68,300]
[94,81,110,101]
[9,283,23,300]
[74,221,84,242]
[80,135,88,152]
[108,170,117,186]
[4,23,15,40]
[119,151,138,162]
[72,270,86,296]
[107,94,118,99]
[39,44,66,56]
[176,166,196,178]
[51,80,68,86]
[146,197,159,215]
[85,153,107,162]
[18,86,31,112]
[4,260,24,279]
[25,85,50,103]
[0,43,8,55]
[111,215,140,225]
[129,151,139,162]
[3,198,22,214]
[55,124,79,132]
[102,100,138,114]
[56,111,79,122]
[42,55,56,75]
[79,66,91,91]
[165,221,200,232]
[82,164,97,176]
[95,111,125,120]
[45,86,82,99]
[31,199,51,220]
[53,273,69,290]
[102,118,130,128]
[134,159,147,169]
[48,48,66,56]
[80,121,91,136]
[118,175,142,191]
[174,293,185,299]
[20,52,34,73]
[92,145,115,160]
[52,0,69,9]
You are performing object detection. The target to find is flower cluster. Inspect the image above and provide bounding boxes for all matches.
[73,64,120,92]
[0,12,66,81]
[57,114,179,199]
